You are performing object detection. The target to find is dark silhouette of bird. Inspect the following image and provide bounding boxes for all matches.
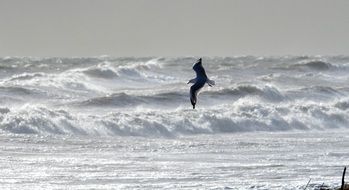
[187,58,215,109]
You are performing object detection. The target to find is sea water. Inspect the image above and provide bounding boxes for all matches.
[0,56,348,189]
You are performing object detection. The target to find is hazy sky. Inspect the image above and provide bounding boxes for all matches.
[0,0,348,56]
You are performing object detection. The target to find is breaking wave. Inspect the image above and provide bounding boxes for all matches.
[1,56,349,137]
[0,100,348,137]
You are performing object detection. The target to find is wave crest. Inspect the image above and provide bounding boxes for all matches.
[1,100,348,137]
[82,64,118,79]
[206,85,285,102]
[293,60,332,70]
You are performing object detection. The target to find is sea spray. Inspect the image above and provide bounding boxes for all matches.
[0,56,349,137]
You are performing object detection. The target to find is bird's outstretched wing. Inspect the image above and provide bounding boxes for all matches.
[192,58,208,79]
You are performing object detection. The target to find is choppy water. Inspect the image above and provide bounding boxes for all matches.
[1,56,349,136]
[0,131,348,189]
[0,56,349,189]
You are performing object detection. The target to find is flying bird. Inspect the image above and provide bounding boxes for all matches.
[187,58,215,109]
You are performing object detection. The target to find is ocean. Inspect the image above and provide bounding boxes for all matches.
[0,56,348,189]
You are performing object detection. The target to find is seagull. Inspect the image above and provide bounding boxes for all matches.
[187,58,215,109]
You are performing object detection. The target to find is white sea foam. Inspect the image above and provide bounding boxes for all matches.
[0,97,348,137]
[1,56,349,190]
[0,131,347,189]
[0,56,349,137]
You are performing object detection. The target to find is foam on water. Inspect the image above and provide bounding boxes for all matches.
[1,56,349,137]
[1,56,349,190]
[0,131,348,189]
[0,96,348,137]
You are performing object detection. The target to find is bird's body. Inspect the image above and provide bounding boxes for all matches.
[188,58,215,109]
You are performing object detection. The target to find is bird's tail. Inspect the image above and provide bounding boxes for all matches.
[190,97,196,109]
[207,79,215,87]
